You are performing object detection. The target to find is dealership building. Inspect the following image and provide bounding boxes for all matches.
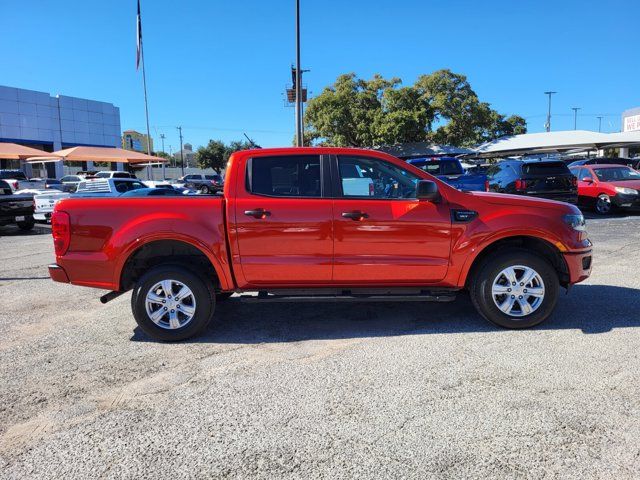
[0,85,121,177]
[621,107,640,158]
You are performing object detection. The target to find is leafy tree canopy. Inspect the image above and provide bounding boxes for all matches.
[195,139,252,172]
[304,69,526,148]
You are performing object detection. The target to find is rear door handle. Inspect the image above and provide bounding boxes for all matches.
[244,208,271,219]
[342,211,369,221]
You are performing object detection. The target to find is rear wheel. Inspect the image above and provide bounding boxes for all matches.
[131,265,215,341]
[199,185,210,194]
[595,194,612,215]
[470,249,559,329]
[17,220,35,231]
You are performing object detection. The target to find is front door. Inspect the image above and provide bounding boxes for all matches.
[232,154,333,286]
[331,155,452,284]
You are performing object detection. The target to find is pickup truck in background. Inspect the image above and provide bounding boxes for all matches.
[407,157,488,192]
[49,147,593,341]
[0,180,35,231]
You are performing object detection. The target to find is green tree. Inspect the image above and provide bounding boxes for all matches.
[304,70,527,148]
[195,140,228,172]
[195,139,253,172]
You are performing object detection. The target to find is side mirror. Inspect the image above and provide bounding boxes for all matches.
[582,177,593,183]
[416,180,440,202]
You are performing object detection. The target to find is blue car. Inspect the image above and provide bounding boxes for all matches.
[407,157,487,191]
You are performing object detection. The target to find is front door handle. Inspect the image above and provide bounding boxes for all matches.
[244,208,271,219]
[342,211,369,221]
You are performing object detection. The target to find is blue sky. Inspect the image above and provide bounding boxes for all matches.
[1,0,638,150]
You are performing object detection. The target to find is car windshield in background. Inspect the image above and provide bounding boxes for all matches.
[593,167,640,182]
[522,162,569,176]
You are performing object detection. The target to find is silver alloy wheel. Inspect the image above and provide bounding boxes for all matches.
[491,265,545,318]
[596,194,611,214]
[145,279,197,330]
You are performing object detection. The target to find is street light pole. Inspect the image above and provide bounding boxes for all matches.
[544,91,556,132]
[160,133,165,153]
[597,116,603,132]
[177,126,184,176]
[294,0,303,147]
[571,107,581,130]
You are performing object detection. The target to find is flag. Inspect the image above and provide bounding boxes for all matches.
[136,0,142,70]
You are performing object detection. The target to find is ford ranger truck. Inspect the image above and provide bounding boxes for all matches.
[48,148,593,341]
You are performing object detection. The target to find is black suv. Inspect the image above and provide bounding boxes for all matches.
[486,159,578,203]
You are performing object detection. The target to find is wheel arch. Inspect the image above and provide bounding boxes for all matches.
[462,235,570,289]
[118,238,231,292]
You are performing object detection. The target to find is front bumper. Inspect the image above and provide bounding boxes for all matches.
[612,193,640,209]
[563,250,592,284]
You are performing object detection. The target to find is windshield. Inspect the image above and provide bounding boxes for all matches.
[593,167,640,182]
[411,160,462,176]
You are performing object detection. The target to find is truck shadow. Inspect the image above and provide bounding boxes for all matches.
[131,284,640,343]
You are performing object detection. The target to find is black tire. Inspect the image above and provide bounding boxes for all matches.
[199,185,210,194]
[216,292,233,302]
[17,220,35,231]
[131,265,215,341]
[470,248,559,329]
[595,194,613,215]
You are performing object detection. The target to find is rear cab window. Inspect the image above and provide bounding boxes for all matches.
[247,155,321,197]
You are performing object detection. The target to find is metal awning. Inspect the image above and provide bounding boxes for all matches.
[473,130,640,158]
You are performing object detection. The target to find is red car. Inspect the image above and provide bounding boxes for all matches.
[569,164,640,215]
[49,147,593,341]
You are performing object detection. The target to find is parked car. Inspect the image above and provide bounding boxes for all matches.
[0,180,35,231]
[34,190,72,223]
[567,157,636,169]
[94,171,138,179]
[72,178,148,197]
[0,169,28,191]
[60,175,87,192]
[119,187,183,197]
[407,157,488,191]
[569,164,640,215]
[48,147,593,341]
[486,159,578,203]
[178,173,224,193]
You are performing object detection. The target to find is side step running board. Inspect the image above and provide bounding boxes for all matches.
[239,290,457,303]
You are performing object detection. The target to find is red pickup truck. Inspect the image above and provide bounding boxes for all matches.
[49,148,593,341]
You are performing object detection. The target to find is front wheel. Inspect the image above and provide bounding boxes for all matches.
[595,194,612,215]
[470,249,559,329]
[131,265,215,341]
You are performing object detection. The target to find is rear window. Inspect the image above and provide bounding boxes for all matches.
[0,170,27,180]
[412,160,462,176]
[522,162,570,176]
[114,180,147,193]
[247,155,321,197]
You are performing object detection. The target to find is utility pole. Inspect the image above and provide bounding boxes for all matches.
[294,0,302,147]
[544,91,556,132]
[160,133,166,153]
[571,107,581,130]
[177,126,184,176]
[597,116,603,132]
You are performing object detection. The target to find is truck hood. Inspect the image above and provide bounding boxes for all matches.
[466,191,578,212]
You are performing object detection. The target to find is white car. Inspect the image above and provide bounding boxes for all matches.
[73,178,148,197]
[94,171,138,179]
[34,190,71,222]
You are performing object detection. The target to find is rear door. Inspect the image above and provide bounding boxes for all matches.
[232,154,333,285]
[331,155,452,284]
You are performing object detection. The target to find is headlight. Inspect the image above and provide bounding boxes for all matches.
[614,186,638,195]
[563,213,586,231]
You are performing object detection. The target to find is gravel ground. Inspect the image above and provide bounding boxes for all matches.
[0,215,639,479]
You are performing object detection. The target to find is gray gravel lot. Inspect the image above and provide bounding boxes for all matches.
[1,215,639,479]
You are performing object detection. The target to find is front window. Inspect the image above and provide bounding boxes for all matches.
[593,167,640,182]
[337,156,420,199]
